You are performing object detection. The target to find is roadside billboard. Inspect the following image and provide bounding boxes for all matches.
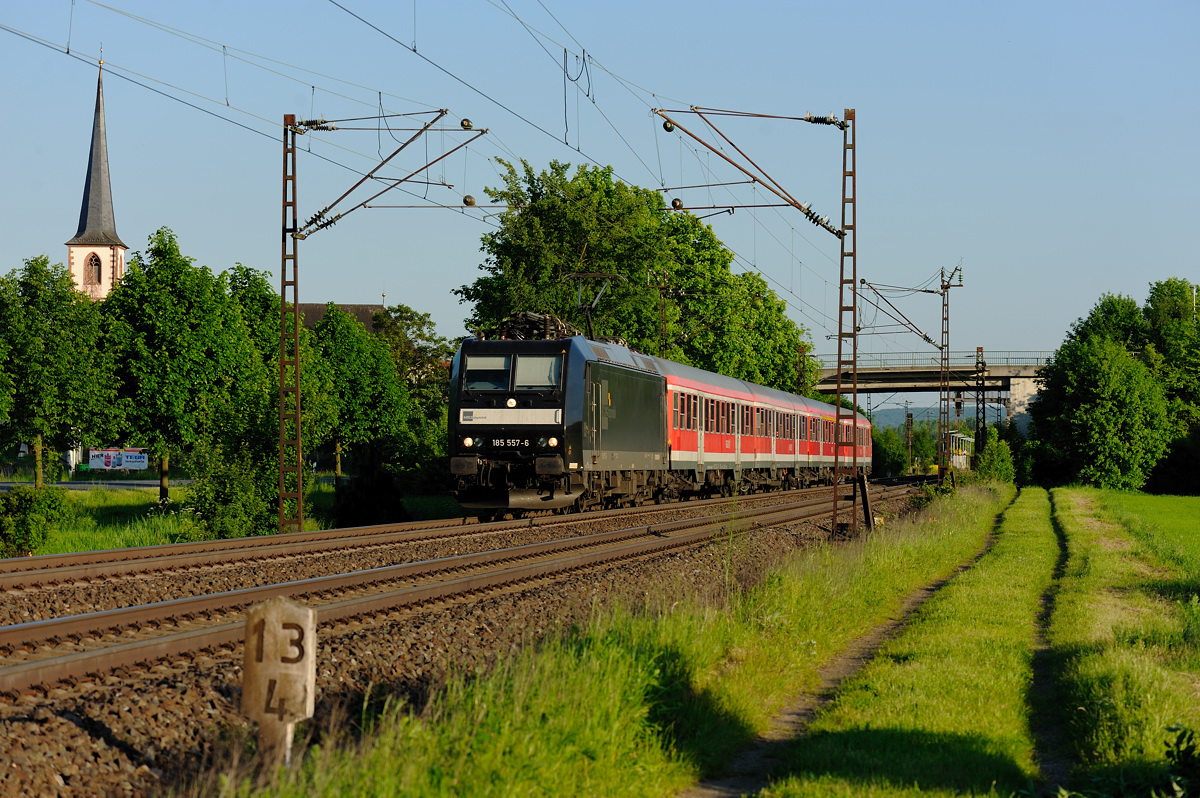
[88,448,149,471]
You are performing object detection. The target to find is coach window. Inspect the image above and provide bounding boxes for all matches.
[672,392,680,430]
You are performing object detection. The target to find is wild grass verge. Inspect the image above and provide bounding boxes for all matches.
[760,487,1058,798]
[1048,488,1200,796]
[186,483,1013,797]
[33,488,207,555]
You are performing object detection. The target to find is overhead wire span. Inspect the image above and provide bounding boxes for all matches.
[90,0,839,305]
[15,5,854,346]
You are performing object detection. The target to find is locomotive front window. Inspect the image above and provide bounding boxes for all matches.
[514,354,562,390]
[464,354,512,391]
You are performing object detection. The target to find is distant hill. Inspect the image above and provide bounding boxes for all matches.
[869,405,1008,430]
[869,407,938,429]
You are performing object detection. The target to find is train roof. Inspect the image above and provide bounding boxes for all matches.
[576,336,868,424]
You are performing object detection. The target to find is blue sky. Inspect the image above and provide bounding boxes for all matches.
[3,0,1197,398]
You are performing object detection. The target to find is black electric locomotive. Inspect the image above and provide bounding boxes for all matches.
[449,335,666,514]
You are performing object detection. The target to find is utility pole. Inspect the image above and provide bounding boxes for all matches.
[279,115,303,535]
[973,346,986,467]
[937,263,963,484]
[276,111,485,534]
[832,109,863,534]
[905,403,913,472]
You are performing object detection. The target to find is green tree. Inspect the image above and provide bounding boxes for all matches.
[911,422,937,473]
[1030,335,1170,489]
[0,256,115,487]
[226,265,337,461]
[871,426,908,477]
[1068,292,1148,349]
[456,159,809,391]
[1142,277,1200,493]
[314,304,412,472]
[974,427,1015,483]
[102,228,263,502]
[314,304,414,524]
[373,303,455,490]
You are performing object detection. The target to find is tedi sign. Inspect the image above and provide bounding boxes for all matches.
[88,448,148,471]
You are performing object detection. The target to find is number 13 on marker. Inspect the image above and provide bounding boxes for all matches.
[241,596,316,726]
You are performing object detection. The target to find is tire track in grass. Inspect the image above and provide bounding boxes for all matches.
[1026,491,1073,793]
[680,489,1018,798]
[748,488,1059,797]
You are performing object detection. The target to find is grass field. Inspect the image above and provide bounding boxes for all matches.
[760,487,1059,797]
[33,487,205,555]
[1048,488,1200,794]
[188,484,1015,796]
[19,478,465,557]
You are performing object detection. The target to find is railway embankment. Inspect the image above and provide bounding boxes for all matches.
[13,484,1196,796]
[177,484,1011,796]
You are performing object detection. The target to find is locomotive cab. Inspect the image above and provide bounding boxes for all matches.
[449,338,579,512]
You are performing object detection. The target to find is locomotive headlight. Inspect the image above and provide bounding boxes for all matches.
[462,436,475,448]
[548,436,559,448]
[506,397,517,408]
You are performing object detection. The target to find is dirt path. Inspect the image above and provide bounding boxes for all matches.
[677,518,1004,798]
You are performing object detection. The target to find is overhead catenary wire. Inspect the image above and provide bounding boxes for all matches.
[9,3,891,351]
[84,0,846,304]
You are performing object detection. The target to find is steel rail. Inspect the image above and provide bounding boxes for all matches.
[0,483,854,587]
[0,486,911,696]
[0,491,851,651]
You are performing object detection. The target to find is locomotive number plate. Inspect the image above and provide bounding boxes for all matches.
[493,438,530,448]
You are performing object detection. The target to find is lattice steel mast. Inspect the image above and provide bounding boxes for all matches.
[831,109,861,535]
[937,264,963,484]
[279,115,303,534]
[277,112,485,534]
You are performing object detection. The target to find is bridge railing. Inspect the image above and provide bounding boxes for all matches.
[814,351,1053,370]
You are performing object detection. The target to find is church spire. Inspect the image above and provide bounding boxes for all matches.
[66,61,125,249]
[66,59,126,301]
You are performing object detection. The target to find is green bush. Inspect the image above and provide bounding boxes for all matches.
[975,427,1016,483]
[0,486,69,556]
[184,439,274,539]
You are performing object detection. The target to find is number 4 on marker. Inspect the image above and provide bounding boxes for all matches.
[264,678,287,720]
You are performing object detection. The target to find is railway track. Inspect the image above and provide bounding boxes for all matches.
[0,481,892,592]
[0,483,914,697]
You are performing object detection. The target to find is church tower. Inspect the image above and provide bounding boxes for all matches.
[66,61,126,301]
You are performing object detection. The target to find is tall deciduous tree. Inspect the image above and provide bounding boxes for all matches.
[1030,335,1170,489]
[226,264,336,458]
[1032,280,1198,494]
[313,303,412,474]
[0,256,115,487]
[456,159,810,391]
[102,228,261,501]
[871,426,909,477]
[373,303,455,489]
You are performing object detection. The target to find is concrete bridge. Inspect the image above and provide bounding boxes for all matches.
[814,351,1051,432]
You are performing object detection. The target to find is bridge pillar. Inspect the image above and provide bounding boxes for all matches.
[1006,376,1038,435]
